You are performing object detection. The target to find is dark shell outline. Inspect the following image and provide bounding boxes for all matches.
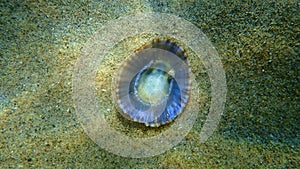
[114,38,192,127]
[134,38,188,61]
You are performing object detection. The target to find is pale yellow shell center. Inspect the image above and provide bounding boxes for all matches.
[137,69,169,104]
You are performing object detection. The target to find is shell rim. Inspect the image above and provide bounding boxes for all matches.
[113,38,192,127]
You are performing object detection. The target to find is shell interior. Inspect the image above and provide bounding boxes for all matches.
[115,39,191,127]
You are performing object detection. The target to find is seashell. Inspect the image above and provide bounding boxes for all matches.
[113,39,191,127]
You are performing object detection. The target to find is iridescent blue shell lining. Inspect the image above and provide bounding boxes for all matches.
[115,38,191,127]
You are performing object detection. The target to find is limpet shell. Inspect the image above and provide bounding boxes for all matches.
[113,39,191,127]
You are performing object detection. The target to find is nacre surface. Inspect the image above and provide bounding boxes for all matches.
[114,39,191,127]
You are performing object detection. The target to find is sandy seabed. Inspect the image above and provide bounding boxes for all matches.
[0,0,299,168]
